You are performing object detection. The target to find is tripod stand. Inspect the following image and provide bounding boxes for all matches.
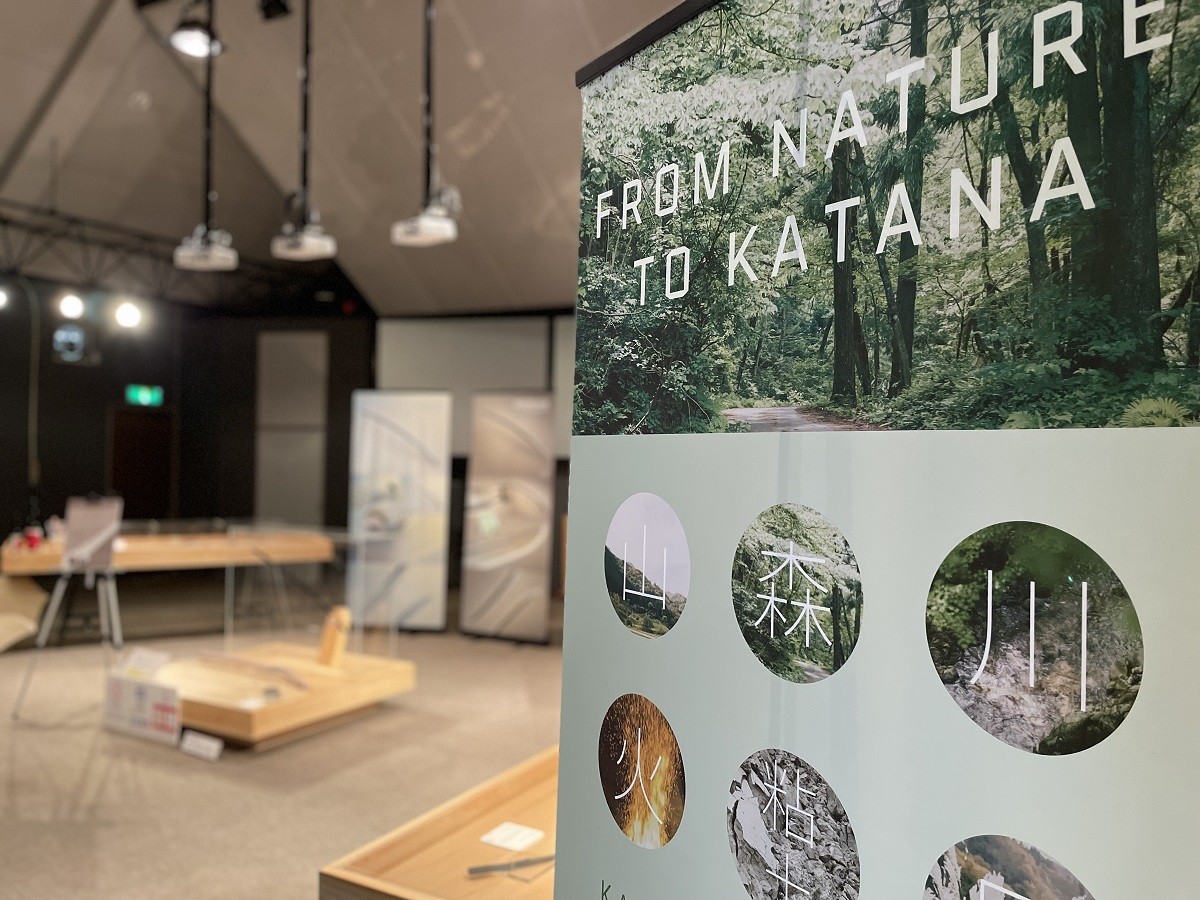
[11,496,124,721]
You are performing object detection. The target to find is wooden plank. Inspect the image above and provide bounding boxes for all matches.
[0,531,334,576]
[155,644,416,745]
[321,748,558,900]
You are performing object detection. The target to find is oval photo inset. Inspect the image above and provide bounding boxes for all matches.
[732,503,864,683]
[727,749,860,900]
[927,521,1143,755]
[924,834,1097,899]
[597,693,686,849]
[604,493,691,638]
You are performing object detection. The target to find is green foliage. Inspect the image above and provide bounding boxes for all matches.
[573,0,1200,435]
[603,547,683,638]
[1002,411,1044,429]
[732,504,863,682]
[1118,396,1191,427]
[868,359,1200,430]
[926,521,1141,671]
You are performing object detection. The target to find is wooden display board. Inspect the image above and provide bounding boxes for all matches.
[0,531,334,577]
[320,747,557,900]
[154,643,415,748]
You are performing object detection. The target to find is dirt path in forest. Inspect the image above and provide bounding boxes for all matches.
[721,406,880,432]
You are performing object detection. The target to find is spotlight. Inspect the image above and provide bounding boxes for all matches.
[0,289,8,310]
[115,301,143,330]
[170,0,222,58]
[259,0,291,20]
[59,294,84,320]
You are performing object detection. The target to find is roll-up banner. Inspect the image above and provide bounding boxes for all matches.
[460,392,555,642]
[557,1,1199,897]
[347,390,452,632]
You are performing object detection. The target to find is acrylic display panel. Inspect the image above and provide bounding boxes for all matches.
[459,393,555,642]
[347,391,452,632]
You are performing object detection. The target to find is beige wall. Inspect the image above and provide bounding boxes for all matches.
[376,316,576,457]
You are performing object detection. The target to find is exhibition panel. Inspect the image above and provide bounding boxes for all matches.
[555,1,1200,898]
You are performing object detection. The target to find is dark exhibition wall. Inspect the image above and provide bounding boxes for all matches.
[0,277,375,534]
[179,314,375,529]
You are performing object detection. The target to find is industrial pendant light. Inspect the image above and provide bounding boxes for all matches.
[391,0,460,248]
[271,0,337,262]
[173,0,238,272]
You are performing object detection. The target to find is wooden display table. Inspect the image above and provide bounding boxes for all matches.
[154,642,416,749]
[1,530,336,642]
[321,747,558,899]
[0,531,334,576]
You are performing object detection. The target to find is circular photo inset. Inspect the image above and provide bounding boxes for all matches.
[926,520,1143,755]
[727,749,860,900]
[924,834,1096,900]
[604,493,691,638]
[598,693,685,849]
[732,503,864,683]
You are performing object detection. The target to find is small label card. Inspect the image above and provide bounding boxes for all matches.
[180,730,224,763]
[104,674,181,746]
[480,822,546,853]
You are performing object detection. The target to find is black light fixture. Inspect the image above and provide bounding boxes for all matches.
[170,0,223,58]
[172,0,238,271]
[271,0,337,261]
[259,0,290,20]
[392,0,460,248]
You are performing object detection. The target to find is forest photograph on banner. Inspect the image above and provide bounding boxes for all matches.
[575,0,1199,436]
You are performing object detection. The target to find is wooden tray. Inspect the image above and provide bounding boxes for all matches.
[155,643,416,747]
[320,747,558,900]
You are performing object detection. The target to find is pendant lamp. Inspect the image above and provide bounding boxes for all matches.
[173,0,238,272]
[271,0,337,261]
[392,0,460,248]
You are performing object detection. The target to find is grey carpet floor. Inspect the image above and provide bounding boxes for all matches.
[0,628,562,899]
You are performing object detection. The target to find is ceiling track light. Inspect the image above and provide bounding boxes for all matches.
[174,0,239,273]
[392,0,460,249]
[272,0,337,262]
[170,0,223,58]
[259,0,291,20]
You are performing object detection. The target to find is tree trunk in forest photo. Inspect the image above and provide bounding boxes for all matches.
[890,0,928,397]
[1100,3,1164,368]
[830,141,859,404]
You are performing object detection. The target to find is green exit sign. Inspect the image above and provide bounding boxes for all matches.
[125,384,164,407]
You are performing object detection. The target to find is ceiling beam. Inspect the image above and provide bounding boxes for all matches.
[0,0,119,193]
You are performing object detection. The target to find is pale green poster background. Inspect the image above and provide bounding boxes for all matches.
[555,428,1200,897]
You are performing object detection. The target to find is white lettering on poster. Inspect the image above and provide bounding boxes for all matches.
[589,0,1175,306]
